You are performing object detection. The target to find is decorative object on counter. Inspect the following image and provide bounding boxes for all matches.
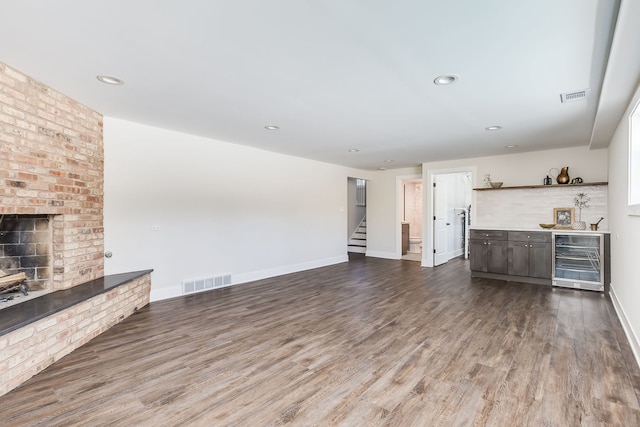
[572,192,590,230]
[543,175,553,185]
[483,174,492,188]
[572,221,587,230]
[571,177,583,184]
[539,223,556,229]
[553,207,574,229]
[490,181,503,188]
[548,168,558,183]
[556,166,570,184]
[590,217,604,231]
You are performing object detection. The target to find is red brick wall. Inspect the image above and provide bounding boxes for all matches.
[0,62,104,290]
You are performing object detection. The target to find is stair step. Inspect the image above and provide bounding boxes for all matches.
[353,232,366,239]
[347,246,366,254]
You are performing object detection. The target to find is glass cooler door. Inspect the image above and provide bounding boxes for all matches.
[552,233,603,291]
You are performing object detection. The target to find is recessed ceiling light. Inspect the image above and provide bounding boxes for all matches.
[378,167,387,171]
[96,75,124,85]
[348,148,359,152]
[504,144,518,148]
[383,160,394,163]
[485,126,502,131]
[433,75,458,85]
[265,125,280,130]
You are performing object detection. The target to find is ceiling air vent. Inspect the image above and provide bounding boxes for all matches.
[560,90,587,103]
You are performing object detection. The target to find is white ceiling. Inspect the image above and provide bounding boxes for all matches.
[1,0,638,170]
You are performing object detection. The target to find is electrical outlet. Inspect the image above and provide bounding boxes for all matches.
[151,225,160,231]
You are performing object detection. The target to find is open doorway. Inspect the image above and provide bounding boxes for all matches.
[431,171,472,267]
[347,177,367,257]
[400,178,423,261]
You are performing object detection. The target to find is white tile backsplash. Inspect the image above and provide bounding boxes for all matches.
[475,185,608,230]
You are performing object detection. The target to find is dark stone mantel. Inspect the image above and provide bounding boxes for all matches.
[0,270,153,337]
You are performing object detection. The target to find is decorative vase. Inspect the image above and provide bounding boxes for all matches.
[557,167,570,184]
[572,221,586,230]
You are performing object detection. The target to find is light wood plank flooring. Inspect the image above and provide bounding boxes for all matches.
[2,256,639,426]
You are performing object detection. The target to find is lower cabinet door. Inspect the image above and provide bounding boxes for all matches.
[469,240,488,272]
[486,240,508,274]
[529,242,552,279]
[508,242,529,276]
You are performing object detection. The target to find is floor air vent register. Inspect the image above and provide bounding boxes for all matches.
[182,274,232,295]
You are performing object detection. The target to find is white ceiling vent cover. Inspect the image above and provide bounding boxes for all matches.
[560,90,588,103]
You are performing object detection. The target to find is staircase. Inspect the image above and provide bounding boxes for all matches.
[348,217,367,254]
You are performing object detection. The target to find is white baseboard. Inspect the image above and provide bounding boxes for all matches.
[609,284,640,370]
[150,255,348,302]
[448,248,464,258]
[366,250,400,260]
[233,255,348,285]
[150,286,182,302]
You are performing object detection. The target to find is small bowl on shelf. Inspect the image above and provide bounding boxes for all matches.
[490,182,503,188]
[539,223,556,229]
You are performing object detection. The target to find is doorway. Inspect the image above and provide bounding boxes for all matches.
[400,178,423,261]
[347,177,367,256]
[432,171,472,266]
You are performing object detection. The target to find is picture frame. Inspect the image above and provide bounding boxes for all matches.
[553,207,574,229]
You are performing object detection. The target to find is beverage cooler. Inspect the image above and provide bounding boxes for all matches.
[552,232,604,292]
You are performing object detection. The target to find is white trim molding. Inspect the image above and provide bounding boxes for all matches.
[366,250,400,260]
[150,255,348,303]
[609,284,640,369]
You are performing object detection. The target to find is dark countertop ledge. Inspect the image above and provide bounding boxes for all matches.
[0,269,153,337]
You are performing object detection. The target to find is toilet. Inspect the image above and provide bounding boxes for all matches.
[409,236,422,253]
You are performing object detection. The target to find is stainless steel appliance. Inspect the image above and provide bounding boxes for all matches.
[552,232,604,292]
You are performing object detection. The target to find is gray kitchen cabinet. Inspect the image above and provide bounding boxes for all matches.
[507,232,552,279]
[471,229,552,285]
[470,230,507,274]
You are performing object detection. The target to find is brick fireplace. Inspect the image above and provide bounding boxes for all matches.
[0,61,104,291]
[1,62,152,398]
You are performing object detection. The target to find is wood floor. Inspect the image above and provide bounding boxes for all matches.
[2,256,640,426]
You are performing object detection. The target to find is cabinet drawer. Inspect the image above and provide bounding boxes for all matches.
[470,230,507,240]
[508,231,551,243]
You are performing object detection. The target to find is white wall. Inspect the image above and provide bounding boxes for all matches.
[366,167,422,259]
[607,82,640,367]
[424,146,608,189]
[103,117,367,301]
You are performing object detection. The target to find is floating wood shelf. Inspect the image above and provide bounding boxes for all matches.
[473,182,608,191]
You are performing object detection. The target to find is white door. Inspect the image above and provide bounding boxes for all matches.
[434,177,449,266]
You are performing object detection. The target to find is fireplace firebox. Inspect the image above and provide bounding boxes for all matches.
[0,214,51,292]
